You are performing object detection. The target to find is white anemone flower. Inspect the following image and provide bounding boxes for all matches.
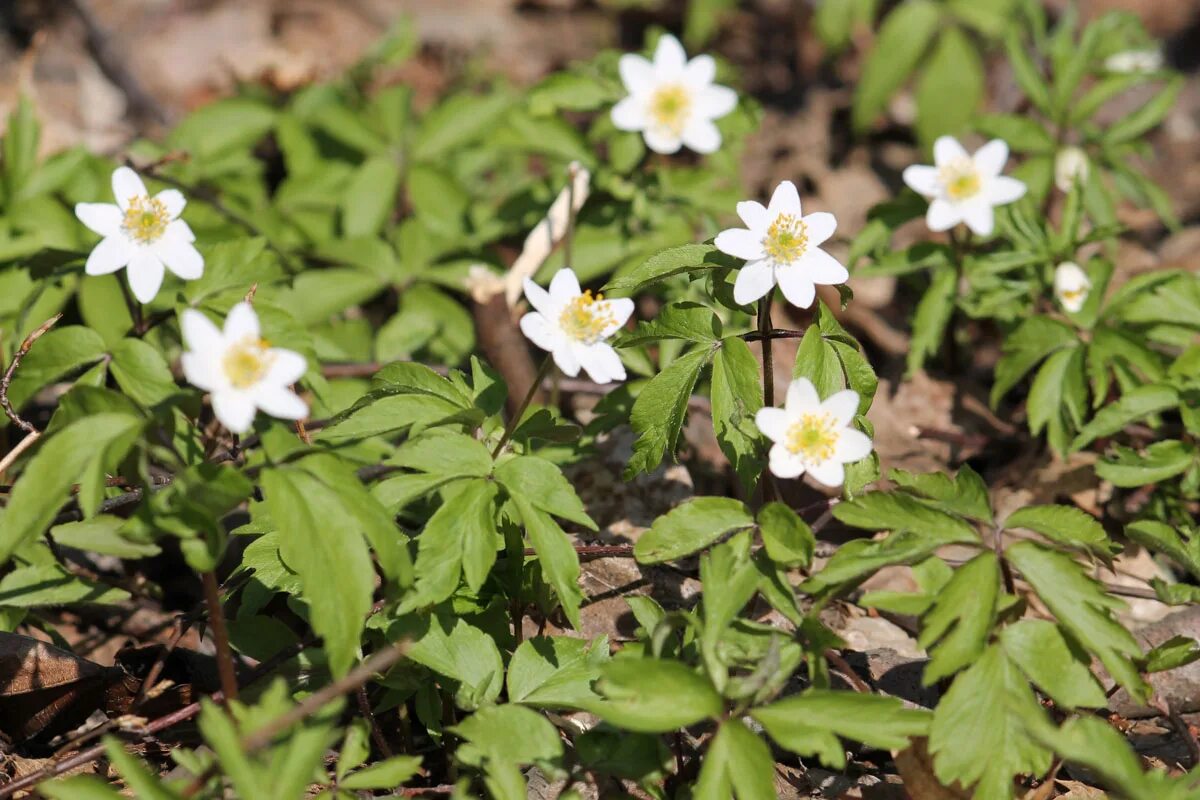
[611,33,737,155]
[1105,49,1163,74]
[520,268,634,384]
[74,166,204,303]
[714,180,847,308]
[902,136,1027,237]
[1054,147,1090,193]
[181,302,308,434]
[1054,262,1091,313]
[754,378,873,487]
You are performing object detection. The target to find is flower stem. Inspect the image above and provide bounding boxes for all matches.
[757,297,776,503]
[564,163,577,267]
[201,570,238,704]
[116,278,145,335]
[492,355,553,459]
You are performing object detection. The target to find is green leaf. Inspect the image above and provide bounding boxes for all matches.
[853,0,941,131]
[625,346,713,478]
[919,552,1000,684]
[507,636,609,708]
[604,243,723,294]
[991,316,1078,406]
[393,431,493,478]
[340,755,424,790]
[757,502,814,568]
[452,703,564,799]
[620,301,722,346]
[406,613,505,710]
[528,72,617,116]
[412,91,512,161]
[833,491,979,541]
[1003,504,1110,554]
[974,113,1055,153]
[753,690,930,770]
[634,497,754,564]
[1006,541,1147,702]
[38,777,126,800]
[694,720,776,800]
[906,267,956,375]
[888,465,992,522]
[0,564,128,607]
[103,738,178,800]
[108,338,178,407]
[3,97,39,198]
[509,494,585,629]
[50,516,160,558]
[928,645,1053,800]
[1104,77,1184,144]
[197,700,267,799]
[914,26,985,146]
[1124,520,1200,580]
[1001,619,1107,709]
[495,456,596,530]
[1143,635,1200,674]
[169,97,276,159]
[711,337,764,493]
[1095,440,1197,487]
[793,324,843,398]
[1070,383,1179,449]
[407,479,498,605]
[589,658,723,733]
[803,528,974,591]
[5,325,108,412]
[1004,30,1051,114]
[342,154,401,237]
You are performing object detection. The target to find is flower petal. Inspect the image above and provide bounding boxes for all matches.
[599,297,635,337]
[776,267,816,308]
[987,175,1027,206]
[973,139,1009,177]
[266,348,307,385]
[754,407,789,442]
[550,341,581,377]
[523,278,554,316]
[181,309,223,352]
[644,127,683,154]
[767,180,802,217]
[821,389,860,427]
[126,249,165,303]
[85,237,132,276]
[736,200,769,231]
[680,118,721,154]
[520,312,559,352]
[618,53,655,92]
[732,260,776,306]
[172,219,197,243]
[715,227,764,261]
[803,211,837,248]
[112,167,148,210]
[548,268,581,304]
[696,85,737,119]
[933,136,968,167]
[960,199,996,237]
[902,164,940,197]
[925,198,961,232]
[155,189,187,219]
[155,232,204,280]
[798,247,849,286]
[785,378,820,413]
[578,342,626,384]
[181,351,218,392]
[223,302,260,341]
[835,428,873,464]
[653,33,687,78]
[768,445,807,479]
[75,203,123,237]
[683,54,715,87]
[807,458,845,488]
[611,95,647,131]
[254,384,308,421]
[212,391,258,434]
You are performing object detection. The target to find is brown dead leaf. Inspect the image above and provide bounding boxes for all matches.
[893,738,971,800]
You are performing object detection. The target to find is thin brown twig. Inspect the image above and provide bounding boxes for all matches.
[357,685,394,759]
[1,313,62,433]
[202,571,239,704]
[825,649,871,693]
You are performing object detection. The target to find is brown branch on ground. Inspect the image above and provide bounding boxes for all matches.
[472,293,545,418]
[0,314,63,478]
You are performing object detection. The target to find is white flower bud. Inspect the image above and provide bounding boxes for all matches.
[1104,49,1163,74]
[1054,147,1089,193]
[1054,262,1091,313]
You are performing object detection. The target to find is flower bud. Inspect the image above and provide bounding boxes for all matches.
[1054,262,1091,313]
[1055,147,1089,193]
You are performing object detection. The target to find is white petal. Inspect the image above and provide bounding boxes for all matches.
[902,165,940,197]
[960,200,995,237]
[776,268,816,308]
[599,297,635,337]
[715,227,764,261]
[212,391,258,434]
[835,428,873,464]
[754,407,789,441]
[181,309,223,353]
[736,200,769,231]
[932,136,968,167]
[85,237,132,276]
[266,348,307,385]
[611,96,647,131]
[618,53,655,93]
[126,249,165,303]
[644,127,683,154]
[803,212,837,248]
[973,139,1009,177]
[112,167,148,210]
[254,384,308,421]
[807,459,845,488]
[523,278,554,316]
[223,302,261,342]
[680,118,721,154]
[520,312,559,352]
[172,219,197,243]
[155,233,204,281]
[181,351,218,392]
[987,175,1027,206]
[821,389,860,427]
[696,85,737,119]
[732,260,776,306]
[75,203,123,237]
[683,54,715,87]
[548,268,582,304]
[155,189,187,219]
[925,198,962,232]
[767,181,802,217]
[785,378,820,413]
[577,343,625,384]
[550,342,581,377]
[769,445,807,479]
[797,247,849,286]
[653,33,687,78]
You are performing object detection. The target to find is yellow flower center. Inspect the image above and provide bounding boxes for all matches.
[785,412,839,463]
[1059,288,1086,304]
[649,84,691,135]
[121,195,170,244]
[940,160,982,201]
[559,291,616,345]
[764,214,809,264]
[222,337,274,389]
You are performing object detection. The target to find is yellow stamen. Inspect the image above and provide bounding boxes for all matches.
[223,337,274,389]
[763,214,809,264]
[939,160,982,201]
[784,412,839,463]
[121,195,170,244]
[559,291,616,345]
[649,84,691,135]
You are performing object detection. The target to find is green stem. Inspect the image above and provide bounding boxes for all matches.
[492,356,553,458]
[757,297,776,504]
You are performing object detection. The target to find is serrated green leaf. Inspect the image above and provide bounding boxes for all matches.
[694,720,776,800]
[507,635,609,708]
[1071,384,1179,449]
[626,346,714,478]
[634,497,754,564]
[1001,619,1107,709]
[853,0,941,131]
[1095,440,1197,487]
[509,494,584,629]
[711,337,764,493]
[589,658,723,733]
[757,502,814,568]
[919,551,999,684]
[888,465,993,522]
[407,613,505,710]
[906,267,956,375]
[340,755,424,790]
[496,456,597,531]
[833,491,978,541]
[1003,504,1110,554]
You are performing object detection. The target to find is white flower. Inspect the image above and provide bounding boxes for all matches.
[714,180,847,308]
[520,268,634,384]
[611,33,737,155]
[754,378,873,487]
[180,302,308,434]
[1054,262,1091,313]
[74,167,204,304]
[902,136,1028,237]
[1105,49,1163,74]
[1054,147,1089,193]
